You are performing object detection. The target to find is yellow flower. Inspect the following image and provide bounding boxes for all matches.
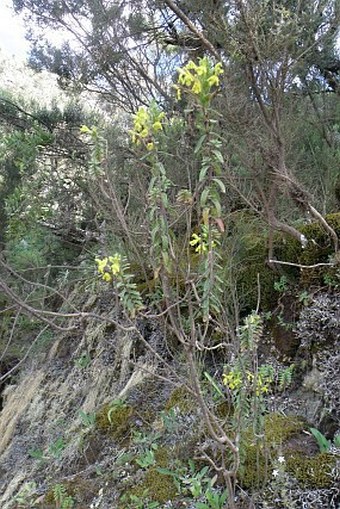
[186,60,197,71]
[129,131,137,144]
[197,243,208,254]
[189,233,201,247]
[175,58,224,103]
[223,371,242,391]
[178,67,194,87]
[109,254,121,275]
[214,62,224,75]
[134,121,142,132]
[207,75,219,87]
[140,128,149,138]
[192,80,202,94]
[80,125,91,134]
[102,273,112,283]
[146,142,154,151]
[190,231,216,253]
[95,257,108,274]
[96,254,121,281]
[152,121,163,132]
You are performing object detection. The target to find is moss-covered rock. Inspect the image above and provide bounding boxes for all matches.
[234,230,278,312]
[127,466,178,504]
[119,446,179,506]
[239,413,305,489]
[239,412,339,492]
[43,478,98,508]
[263,413,304,445]
[165,385,196,414]
[95,402,134,440]
[277,212,340,285]
[234,212,340,312]
[285,451,337,488]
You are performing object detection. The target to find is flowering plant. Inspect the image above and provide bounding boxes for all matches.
[174,57,223,104]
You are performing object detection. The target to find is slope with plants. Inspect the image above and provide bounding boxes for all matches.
[0,1,340,508]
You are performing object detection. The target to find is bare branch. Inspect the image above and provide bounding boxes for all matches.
[162,0,220,60]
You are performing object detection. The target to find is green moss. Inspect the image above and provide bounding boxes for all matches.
[263,413,304,445]
[276,212,340,285]
[129,467,178,503]
[286,451,336,488]
[239,413,338,490]
[215,400,233,419]
[43,489,55,506]
[95,402,134,440]
[234,212,340,311]
[238,433,268,489]
[145,467,178,502]
[154,446,171,468]
[165,385,195,414]
[43,478,97,508]
[119,447,178,506]
[239,413,305,489]
[235,234,278,312]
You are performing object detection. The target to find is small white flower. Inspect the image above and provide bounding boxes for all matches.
[272,469,279,477]
[278,455,285,464]
[300,234,308,248]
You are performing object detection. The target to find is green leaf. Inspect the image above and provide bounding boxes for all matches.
[211,196,222,217]
[151,226,159,243]
[209,137,222,148]
[161,234,169,250]
[199,164,210,182]
[155,161,166,176]
[310,428,331,452]
[156,467,177,478]
[200,188,210,207]
[204,372,224,398]
[194,134,207,154]
[149,176,157,190]
[212,149,224,164]
[162,251,170,269]
[212,177,226,193]
[161,192,168,207]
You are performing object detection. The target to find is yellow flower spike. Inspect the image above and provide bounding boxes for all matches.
[136,107,149,122]
[146,142,154,151]
[102,273,112,283]
[177,69,186,83]
[179,72,190,86]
